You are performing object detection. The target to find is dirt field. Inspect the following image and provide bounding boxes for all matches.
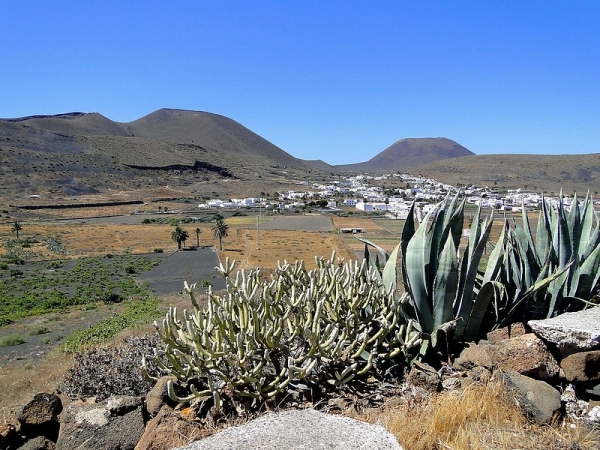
[0,214,358,271]
[260,215,334,232]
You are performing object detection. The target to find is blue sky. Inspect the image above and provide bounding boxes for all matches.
[1,1,599,165]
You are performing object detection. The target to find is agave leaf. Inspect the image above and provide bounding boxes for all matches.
[405,208,436,333]
[463,281,505,342]
[590,255,600,299]
[521,201,537,261]
[499,261,573,327]
[433,234,458,329]
[454,206,493,338]
[571,241,600,299]
[555,191,573,269]
[481,220,507,285]
[401,202,417,259]
[400,203,417,291]
[546,265,572,317]
[466,199,482,263]
[445,193,466,251]
[567,193,581,254]
[428,200,447,296]
[536,196,552,266]
[356,236,388,266]
[578,191,595,258]
[382,243,401,293]
[582,208,600,259]
[505,230,523,298]
[513,223,535,289]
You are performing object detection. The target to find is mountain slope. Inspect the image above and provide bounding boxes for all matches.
[126,108,303,167]
[3,112,131,137]
[336,137,474,172]
[0,108,324,200]
[415,153,600,194]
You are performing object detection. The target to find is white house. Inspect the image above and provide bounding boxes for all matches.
[355,202,373,212]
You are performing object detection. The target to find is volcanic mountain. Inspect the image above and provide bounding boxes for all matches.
[336,137,474,173]
[0,108,326,199]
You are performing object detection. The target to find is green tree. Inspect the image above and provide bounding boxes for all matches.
[12,221,22,239]
[195,227,201,247]
[171,226,189,250]
[212,218,229,251]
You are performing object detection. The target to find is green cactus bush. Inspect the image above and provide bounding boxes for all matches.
[144,253,421,412]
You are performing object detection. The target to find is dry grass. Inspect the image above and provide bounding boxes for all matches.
[354,381,600,450]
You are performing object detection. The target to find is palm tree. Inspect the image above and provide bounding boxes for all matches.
[212,218,229,251]
[12,221,22,239]
[195,227,201,247]
[171,226,189,250]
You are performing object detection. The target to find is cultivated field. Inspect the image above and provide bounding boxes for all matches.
[0,213,356,268]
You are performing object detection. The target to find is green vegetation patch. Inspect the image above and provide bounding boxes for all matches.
[0,333,26,347]
[61,297,162,353]
[0,255,160,324]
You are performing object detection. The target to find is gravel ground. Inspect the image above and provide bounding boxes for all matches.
[139,247,226,296]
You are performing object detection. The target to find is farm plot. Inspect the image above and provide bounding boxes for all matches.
[138,247,225,296]
[0,254,160,325]
[259,215,334,232]
[0,254,163,362]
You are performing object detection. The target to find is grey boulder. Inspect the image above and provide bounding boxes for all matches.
[529,307,600,357]
[172,408,402,450]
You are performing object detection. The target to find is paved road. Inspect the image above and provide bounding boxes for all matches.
[139,247,226,295]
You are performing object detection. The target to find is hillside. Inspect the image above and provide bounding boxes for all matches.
[0,109,328,202]
[336,137,474,173]
[3,108,600,202]
[415,153,600,194]
[126,109,305,167]
[3,112,131,137]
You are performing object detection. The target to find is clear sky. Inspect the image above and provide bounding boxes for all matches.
[1,1,599,165]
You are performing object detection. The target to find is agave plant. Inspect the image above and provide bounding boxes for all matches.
[497,191,600,324]
[360,194,503,355]
[399,194,505,353]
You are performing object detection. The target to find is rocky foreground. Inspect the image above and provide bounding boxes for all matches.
[2,307,600,450]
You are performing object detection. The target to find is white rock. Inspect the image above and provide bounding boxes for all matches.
[587,406,600,423]
[172,409,402,450]
[528,307,600,357]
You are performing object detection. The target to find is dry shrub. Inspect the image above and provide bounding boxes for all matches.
[376,381,600,450]
[60,334,164,401]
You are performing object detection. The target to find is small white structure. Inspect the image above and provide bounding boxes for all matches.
[340,227,366,234]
